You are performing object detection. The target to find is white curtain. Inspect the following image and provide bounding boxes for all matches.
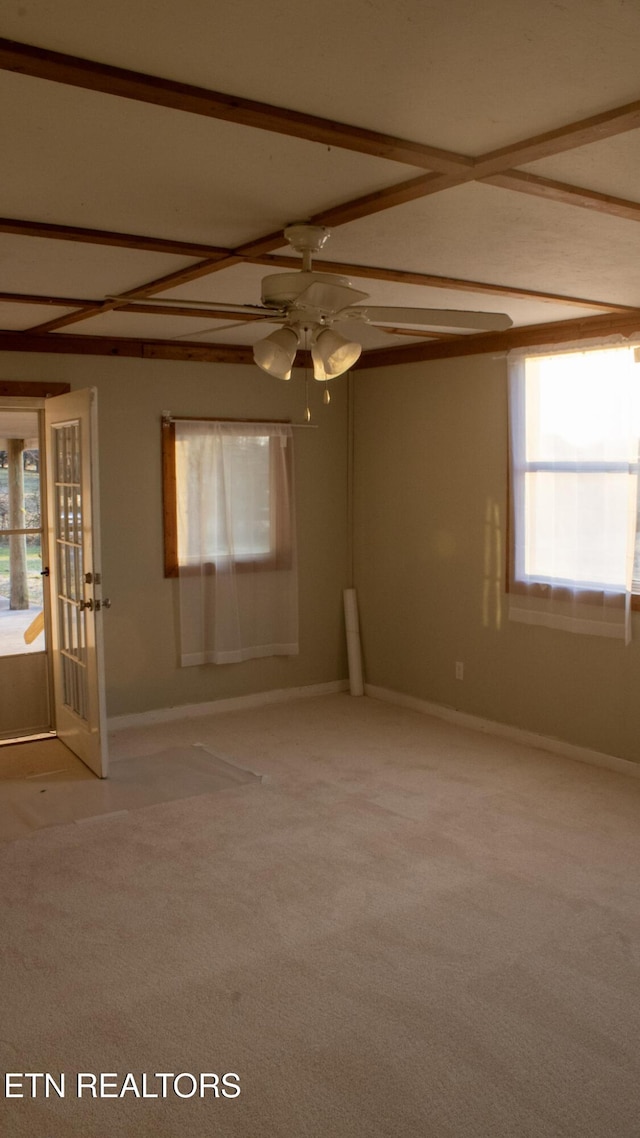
[175,420,298,665]
[508,344,640,642]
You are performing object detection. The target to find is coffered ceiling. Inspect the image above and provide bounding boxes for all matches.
[2,0,640,369]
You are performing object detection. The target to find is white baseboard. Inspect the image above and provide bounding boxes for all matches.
[365,684,640,779]
[108,679,349,732]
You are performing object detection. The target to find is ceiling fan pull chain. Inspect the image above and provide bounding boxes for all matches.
[303,328,312,422]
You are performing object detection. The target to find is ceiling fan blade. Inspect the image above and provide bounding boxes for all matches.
[291,280,369,314]
[175,316,278,340]
[108,295,282,318]
[375,324,459,339]
[341,306,513,332]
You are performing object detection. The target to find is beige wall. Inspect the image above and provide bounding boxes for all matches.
[5,346,640,763]
[0,353,350,718]
[353,354,640,765]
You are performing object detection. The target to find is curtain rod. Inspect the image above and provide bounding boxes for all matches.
[161,413,318,428]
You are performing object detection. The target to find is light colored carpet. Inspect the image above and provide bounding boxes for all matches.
[1,693,640,1136]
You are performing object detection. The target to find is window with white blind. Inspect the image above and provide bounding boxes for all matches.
[508,344,640,638]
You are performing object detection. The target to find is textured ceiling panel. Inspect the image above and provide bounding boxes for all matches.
[0,234,197,299]
[4,0,640,153]
[0,72,415,249]
[317,182,640,308]
[521,134,640,202]
[0,302,76,330]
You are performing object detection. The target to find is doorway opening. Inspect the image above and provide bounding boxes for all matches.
[0,403,52,742]
[0,386,108,776]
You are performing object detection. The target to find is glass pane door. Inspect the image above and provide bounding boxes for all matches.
[53,421,88,720]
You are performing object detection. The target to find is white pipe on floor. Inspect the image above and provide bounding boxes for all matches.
[343,587,364,696]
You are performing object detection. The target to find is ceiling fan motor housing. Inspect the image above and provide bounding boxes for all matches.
[260,271,354,308]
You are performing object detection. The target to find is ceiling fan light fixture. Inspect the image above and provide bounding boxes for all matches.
[253,326,299,380]
[311,327,362,380]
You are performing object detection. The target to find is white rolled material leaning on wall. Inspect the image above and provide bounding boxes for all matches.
[343,587,364,696]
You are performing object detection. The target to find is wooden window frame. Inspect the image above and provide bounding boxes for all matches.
[162,416,293,578]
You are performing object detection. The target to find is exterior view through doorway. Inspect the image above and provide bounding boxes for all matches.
[0,402,50,740]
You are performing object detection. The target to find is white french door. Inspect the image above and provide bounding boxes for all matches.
[45,389,108,777]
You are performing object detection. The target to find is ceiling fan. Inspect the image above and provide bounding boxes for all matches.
[116,223,513,380]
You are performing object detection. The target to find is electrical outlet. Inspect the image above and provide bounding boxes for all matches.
[455,661,464,680]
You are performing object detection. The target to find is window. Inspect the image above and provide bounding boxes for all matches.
[162,417,293,577]
[162,416,298,666]
[509,344,640,637]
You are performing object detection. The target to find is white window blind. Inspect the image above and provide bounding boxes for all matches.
[509,344,640,640]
